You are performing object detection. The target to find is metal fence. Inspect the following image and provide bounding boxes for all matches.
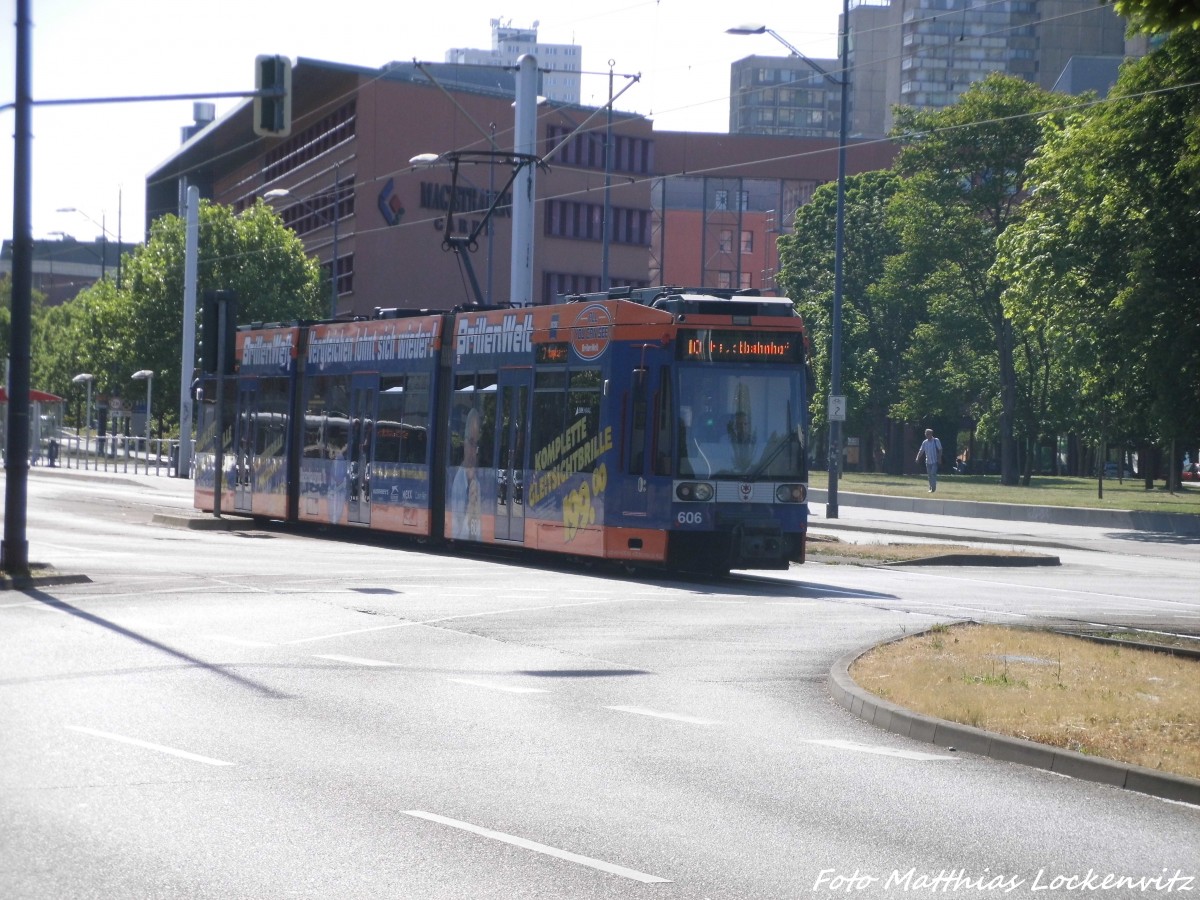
[34,433,192,478]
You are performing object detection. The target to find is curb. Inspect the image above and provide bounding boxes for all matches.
[151,513,262,531]
[887,553,1060,567]
[828,634,1200,807]
[0,573,92,591]
[807,520,1081,553]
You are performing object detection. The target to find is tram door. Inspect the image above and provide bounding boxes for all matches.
[494,372,529,542]
[622,365,655,519]
[233,381,257,513]
[347,377,377,526]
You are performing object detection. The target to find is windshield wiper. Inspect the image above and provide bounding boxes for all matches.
[747,429,801,481]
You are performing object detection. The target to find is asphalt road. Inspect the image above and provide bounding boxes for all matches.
[1,468,1196,899]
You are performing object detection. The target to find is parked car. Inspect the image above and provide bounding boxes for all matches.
[1183,463,1200,483]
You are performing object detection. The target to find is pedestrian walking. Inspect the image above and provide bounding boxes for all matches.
[916,428,943,492]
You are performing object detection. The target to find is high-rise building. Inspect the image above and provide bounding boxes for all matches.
[851,0,1135,136]
[731,0,1139,140]
[729,55,843,139]
[445,19,582,104]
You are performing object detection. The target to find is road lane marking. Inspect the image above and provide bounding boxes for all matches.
[313,654,399,667]
[403,810,671,883]
[66,726,235,766]
[285,622,419,644]
[284,597,640,646]
[450,678,549,694]
[803,739,959,761]
[604,706,720,725]
[206,635,279,648]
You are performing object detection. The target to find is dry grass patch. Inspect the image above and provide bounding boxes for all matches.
[806,535,1045,564]
[851,623,1200,780]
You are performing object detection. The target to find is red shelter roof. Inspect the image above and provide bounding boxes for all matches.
[0,387,64,403]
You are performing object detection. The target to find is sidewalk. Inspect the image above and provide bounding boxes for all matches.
[807,486,1200,536]
[804,491,1200,564]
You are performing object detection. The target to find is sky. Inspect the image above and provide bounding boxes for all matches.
[1,0,847,247]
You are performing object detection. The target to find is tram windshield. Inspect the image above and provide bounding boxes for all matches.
[676,366,806,480]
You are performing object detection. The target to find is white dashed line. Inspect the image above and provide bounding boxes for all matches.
[403,810,671,883]
[66,725,236,766]
[313,654,399,667]
[604,706,720,725]
[803,739,959,761]
[205,635,279,648]
[450,678,549,694]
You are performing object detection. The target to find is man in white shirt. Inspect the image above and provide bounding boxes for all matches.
[916,428,943,492]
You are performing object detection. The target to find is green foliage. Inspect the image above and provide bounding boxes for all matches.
[31,200,323,431]
[998,31,1200,452]
[779,171,909,443]
[889,74,1075,484]
[1112,0,1200,33]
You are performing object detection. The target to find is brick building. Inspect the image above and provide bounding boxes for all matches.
[147,57,895,314]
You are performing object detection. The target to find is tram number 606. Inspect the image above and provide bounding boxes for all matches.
[676,510,705,525]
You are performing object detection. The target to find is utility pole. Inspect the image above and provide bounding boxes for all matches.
[3,0,33,574]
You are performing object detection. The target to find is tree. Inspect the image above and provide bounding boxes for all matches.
[890,74,1074,485]
[1110,0,1200,33]
[32,201,323,432]
[778,170,915,472]
[996,32,1200,485]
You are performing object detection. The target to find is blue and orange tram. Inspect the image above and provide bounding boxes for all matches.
[194,287,812,574]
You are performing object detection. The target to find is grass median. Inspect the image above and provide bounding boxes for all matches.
[828,472,1200,516]
[851,623,1200,781]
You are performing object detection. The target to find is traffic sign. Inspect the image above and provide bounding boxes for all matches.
[828,394,846,422]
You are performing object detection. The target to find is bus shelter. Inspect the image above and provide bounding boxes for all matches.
[0,386,66,466]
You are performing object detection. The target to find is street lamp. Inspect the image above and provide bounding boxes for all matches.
[728,7,849,518]
[72,373,94,454]
[132,370,154,456]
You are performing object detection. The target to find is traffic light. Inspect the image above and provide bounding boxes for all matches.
[254,54,292,137]
[201,291,238,374]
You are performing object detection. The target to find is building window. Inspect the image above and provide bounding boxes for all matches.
[544,125,653,175]
[323,252,354,298]
[543,272,648,303]
[718,230,733,253]
[544,201,650,245]
[263,101,357,183]
[277,175,355,238]
[714,190,728,210]
[717,270,733,289]
[740,272,753,290]
[740,230,754,254]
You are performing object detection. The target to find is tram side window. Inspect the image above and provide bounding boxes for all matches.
[304,374,350,460]
[258,376,289,458]
[567,369,602,474]
[375,377,405,465]
[450,373,496,470]
[532,371,567,471]
[401,373,430,464]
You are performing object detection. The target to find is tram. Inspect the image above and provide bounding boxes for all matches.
[194,287,813,573]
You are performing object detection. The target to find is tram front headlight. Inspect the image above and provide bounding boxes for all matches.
[676,482,714,502]
[775,483,807,503]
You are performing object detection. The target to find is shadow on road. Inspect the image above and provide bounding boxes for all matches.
[2,588,294,700]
